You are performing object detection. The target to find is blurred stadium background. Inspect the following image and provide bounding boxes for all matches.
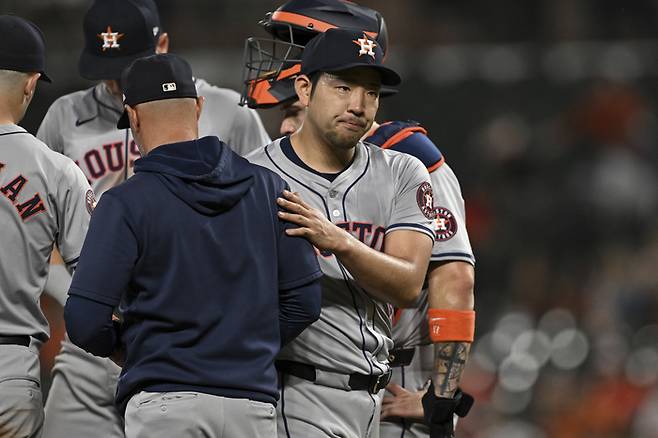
[4,0,658,437]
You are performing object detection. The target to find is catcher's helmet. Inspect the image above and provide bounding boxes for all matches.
[240,0,390,109]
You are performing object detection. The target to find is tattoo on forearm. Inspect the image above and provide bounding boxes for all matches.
[433,342,471,397]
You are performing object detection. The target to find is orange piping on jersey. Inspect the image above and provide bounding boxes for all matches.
[392,308,402,326]
[271,11,378,38]
[379,126,427,150]
[426,155,445,173]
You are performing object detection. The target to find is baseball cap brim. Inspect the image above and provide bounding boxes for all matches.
[316,62,401,88]
[79,47,155,81]
[38,71,52,83]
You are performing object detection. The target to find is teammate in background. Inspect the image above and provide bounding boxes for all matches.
[242,2,476,436]
[0,15,92,438]
[248,28,435,437]
[39,1,271,437]
[64,53,322,438]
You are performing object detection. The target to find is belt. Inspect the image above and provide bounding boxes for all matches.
[277,360,392,394]
[388,347,415,368]
[0,335,30,347]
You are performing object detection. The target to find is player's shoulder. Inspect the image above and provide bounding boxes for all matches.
[364,120,445,173]
[245,138,278,166]
[43,86,97,121]
[195,78,241,106]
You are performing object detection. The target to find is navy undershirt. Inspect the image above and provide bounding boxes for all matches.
[280,136,354,182]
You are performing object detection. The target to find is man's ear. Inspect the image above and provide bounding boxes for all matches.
[126,105,139,132]
[195,96,205,121]
[295,74,313,107]
[23,73,40,104]
[156,33,169,54]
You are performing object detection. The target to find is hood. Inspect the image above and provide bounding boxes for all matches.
[134,136,254,215]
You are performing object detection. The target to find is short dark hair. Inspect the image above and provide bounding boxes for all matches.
[308,71,322,99]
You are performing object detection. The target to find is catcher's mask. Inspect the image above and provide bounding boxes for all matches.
[239,0,391,109]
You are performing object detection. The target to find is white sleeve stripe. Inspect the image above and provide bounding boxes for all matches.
[431,252,475,265]
[386,223,435,240]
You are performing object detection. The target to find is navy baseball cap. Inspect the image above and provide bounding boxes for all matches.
[79,0,162,81]
[0,15,51,82]
[117,54,198,129]
[301,27,400,87]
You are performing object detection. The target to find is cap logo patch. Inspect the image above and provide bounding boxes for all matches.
[353,34,377,59]
[416,181,435,219]
[98,26,124,51]
[162,82,177,92]
[153,26,159,36]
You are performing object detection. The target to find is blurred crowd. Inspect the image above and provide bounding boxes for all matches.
[6,0,655,436]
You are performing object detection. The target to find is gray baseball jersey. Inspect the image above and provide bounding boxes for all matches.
[37,79,270,201]
[248,138,435,438]
[383,162,475,438]
[0,124,91,344]
[392,163,475,349]
[0,123,91,438]
[39,80,271,438]
[248,137,435,376]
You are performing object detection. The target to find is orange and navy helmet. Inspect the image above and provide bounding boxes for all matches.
[240,0,390,109]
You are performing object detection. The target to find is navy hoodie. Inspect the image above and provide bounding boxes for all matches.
[66,136,322,413]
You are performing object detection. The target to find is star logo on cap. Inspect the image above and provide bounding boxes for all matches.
[353,34,377,59]
[97,26,124,51]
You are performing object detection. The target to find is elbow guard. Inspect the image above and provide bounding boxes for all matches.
[428,309,475,343]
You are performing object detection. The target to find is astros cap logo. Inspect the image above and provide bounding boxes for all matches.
[97,26,124,51]
[353,33,377,59]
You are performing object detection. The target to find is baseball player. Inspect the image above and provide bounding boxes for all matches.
[243,2,477,436]
[248,28,435,438]
[38,1,271,437]
[64,53,322,438]
[0,15,92,438]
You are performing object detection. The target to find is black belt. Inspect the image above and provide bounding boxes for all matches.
[277,360,392,394]
[388,347,415,368]
[0,335,30,347]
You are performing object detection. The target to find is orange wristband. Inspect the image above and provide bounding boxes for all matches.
[428,309,475,343]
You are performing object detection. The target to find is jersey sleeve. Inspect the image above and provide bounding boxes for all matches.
[68,192,139,306]
[226,105,272,157]
[276,181,323,290]
[37,101,64,154]
[429,163,475,265]
[55,160,93,272]
[386,154,436,241]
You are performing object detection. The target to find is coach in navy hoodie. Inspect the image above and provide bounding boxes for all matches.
[64,54,322,438]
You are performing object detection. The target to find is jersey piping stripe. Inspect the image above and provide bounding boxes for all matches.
[0,131,27,137]
[280,376,292,438]
[265,145,330,217]
[64,256,80,266]
[386,223,435,240]
[431,251,476,264]
[338,147,386,376]
[341,146,370,222]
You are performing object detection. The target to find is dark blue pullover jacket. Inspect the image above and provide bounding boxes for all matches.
[65,136,322,413]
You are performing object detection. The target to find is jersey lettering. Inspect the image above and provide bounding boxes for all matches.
[79,141,140,181]
[1,172,47,221]
[336,221,385,251]
[103,142,124,171]
[16,193,46,220]
[85,149,106,179]
[1,175,26,202]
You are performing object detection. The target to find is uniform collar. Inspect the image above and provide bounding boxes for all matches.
[0,124,27,135]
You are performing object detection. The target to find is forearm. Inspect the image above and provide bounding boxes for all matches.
[334,231,431,308]
[427,261,475,397]
[64,295,120,357]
